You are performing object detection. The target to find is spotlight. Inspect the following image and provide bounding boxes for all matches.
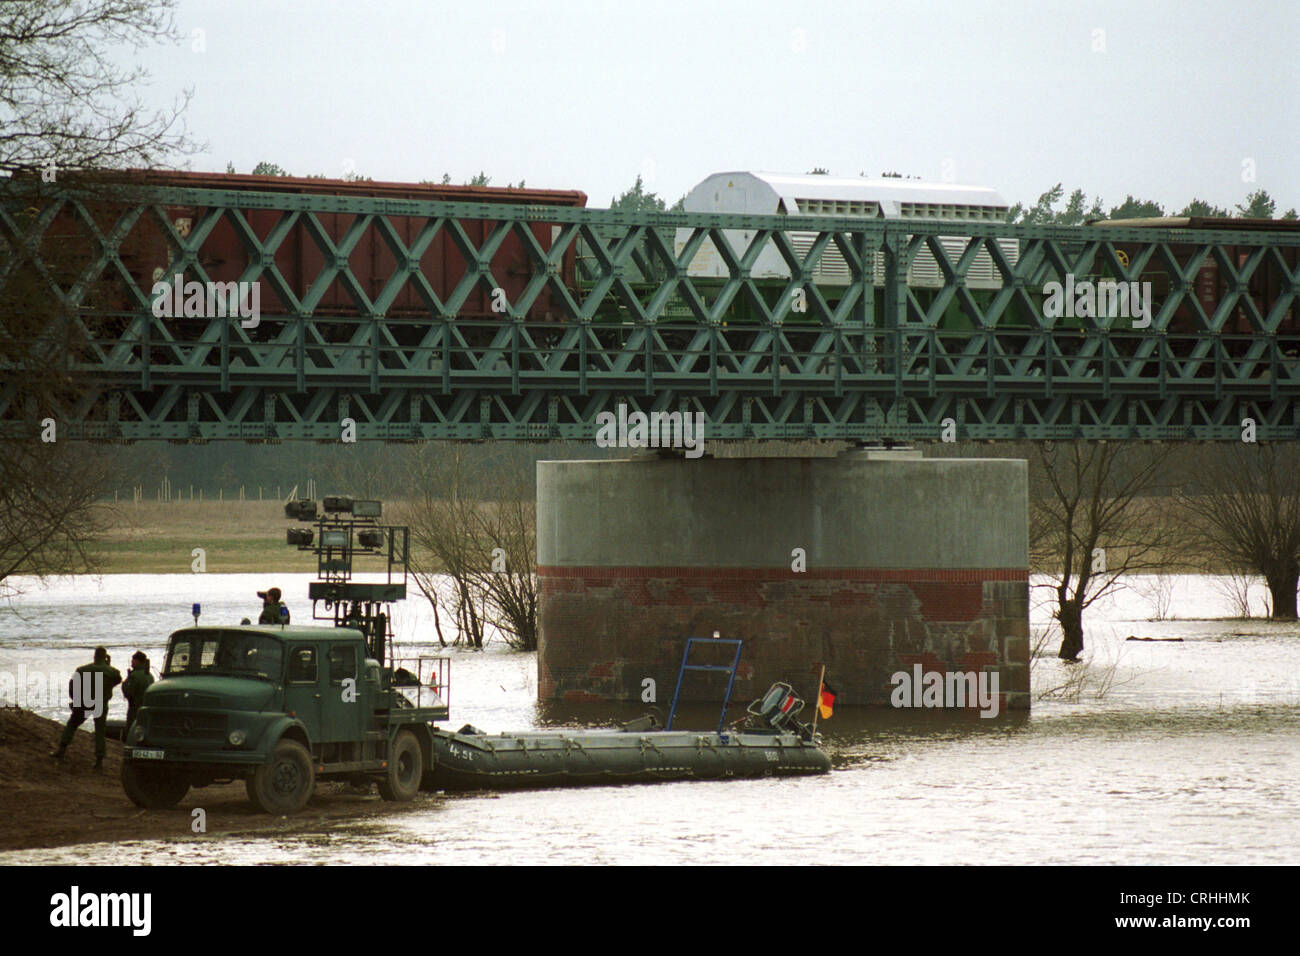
[286,528,314,546]
[353,499,382,518]
[284,499,317,521]
[323,496,353,514]
[358,530,384,549]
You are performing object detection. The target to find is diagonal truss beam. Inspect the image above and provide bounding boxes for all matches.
[2,181,1298,441]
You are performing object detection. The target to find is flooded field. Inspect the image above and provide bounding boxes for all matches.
[2,573,1298,865]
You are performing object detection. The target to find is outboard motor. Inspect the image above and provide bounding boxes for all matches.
[748,682,806,732]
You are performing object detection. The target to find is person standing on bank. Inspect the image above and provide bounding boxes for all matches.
[257,587,290,625]
[122,651,154,732]
[51,647,123,770]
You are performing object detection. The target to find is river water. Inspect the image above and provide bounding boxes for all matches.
[1,573,1297,865]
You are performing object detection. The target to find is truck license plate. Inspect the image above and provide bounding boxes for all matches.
[132,749,165,760]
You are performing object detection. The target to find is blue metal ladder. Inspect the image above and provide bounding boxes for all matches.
[665,638,744,733]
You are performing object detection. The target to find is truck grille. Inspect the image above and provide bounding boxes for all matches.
[149,693,223,708]
[149,710,227,740]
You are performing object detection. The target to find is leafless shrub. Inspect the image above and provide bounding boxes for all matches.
[1133,572,1176,621]
[1034,625,1136,702]
[397,447,537,651]
[1176,444,1300,619]
[1211,569,1265,620]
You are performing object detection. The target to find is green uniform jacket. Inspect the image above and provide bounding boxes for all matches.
[68,661,122,711]
[258,601,290,624]
[122,666,154,706]
[59,660,123,759]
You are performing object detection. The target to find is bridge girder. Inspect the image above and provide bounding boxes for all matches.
[2,183,1298,441]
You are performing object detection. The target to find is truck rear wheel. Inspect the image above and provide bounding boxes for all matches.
[378,730,422,802]
[121,761,190,809]
[247,739,315,814]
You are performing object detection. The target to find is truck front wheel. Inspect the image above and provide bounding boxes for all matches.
[121,761,190,809]
[378,730,422,802]
[247,739,315,814]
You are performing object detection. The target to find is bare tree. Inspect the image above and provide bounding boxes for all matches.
[0,442,113,598]
[1177,443,1300,619]
[1,0,191,426]
[401,447,487,649]
[314,443,393,501]
[473,458,537,651]
[0,193,116,596]
[0,0,194,176]
[397,446,538,651]
[1031,441,1179,661]
[1,0,193,595]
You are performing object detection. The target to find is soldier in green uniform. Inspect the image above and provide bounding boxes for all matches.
[51,647,123,770]
[122,651,154,732]
[257,587,290,624]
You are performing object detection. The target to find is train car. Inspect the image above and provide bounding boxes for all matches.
[670,174,1299,344]
[110,169,587,322]
[1089,217,1300,337]
[672,171,1018,327]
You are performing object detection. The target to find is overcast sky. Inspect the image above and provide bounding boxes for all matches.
[132,0,1299,213]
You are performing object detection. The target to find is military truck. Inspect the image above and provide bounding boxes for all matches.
[121,623,449,814]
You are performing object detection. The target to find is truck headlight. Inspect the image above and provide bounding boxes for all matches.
[129,724,146,743]
[228,729,247,746]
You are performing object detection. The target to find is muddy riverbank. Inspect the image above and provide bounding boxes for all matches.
[0,708,438,852]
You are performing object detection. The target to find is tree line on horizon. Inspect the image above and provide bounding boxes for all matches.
[1005,183,1297,224]
[234,161,679,209]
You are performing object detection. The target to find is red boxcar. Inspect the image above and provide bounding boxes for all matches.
[98,170,587,321]
[1096,217,1300,336]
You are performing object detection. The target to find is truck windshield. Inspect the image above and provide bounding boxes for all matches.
[165,629,284,679]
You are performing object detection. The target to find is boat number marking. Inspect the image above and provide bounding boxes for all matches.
[765,751,779,762]
[448,744,475,761]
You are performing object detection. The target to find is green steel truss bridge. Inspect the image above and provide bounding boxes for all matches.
[2,181,1299,442]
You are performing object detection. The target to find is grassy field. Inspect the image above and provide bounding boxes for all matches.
[85,495,1215,575]
[88,500,319,574]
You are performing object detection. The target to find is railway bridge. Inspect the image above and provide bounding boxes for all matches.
[2,178,1298,442]
[4,177,1297,708]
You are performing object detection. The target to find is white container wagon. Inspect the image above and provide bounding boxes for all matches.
[674,171,1018,291]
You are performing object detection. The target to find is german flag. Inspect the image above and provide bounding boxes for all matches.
[817,680,836,719]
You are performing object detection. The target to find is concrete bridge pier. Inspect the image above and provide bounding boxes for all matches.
[536,451,1030,713]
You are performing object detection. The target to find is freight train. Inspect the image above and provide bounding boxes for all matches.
[15,168,1300,344]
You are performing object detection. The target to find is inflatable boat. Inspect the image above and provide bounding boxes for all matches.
[422,677,832,791]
